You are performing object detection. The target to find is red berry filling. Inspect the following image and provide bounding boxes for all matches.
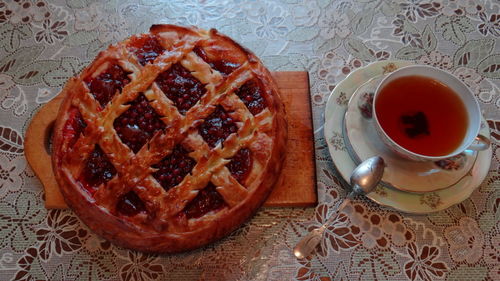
[184,183,226,219]
[226,148,252,184]
[63,107,87,147]
[235,80,267,115]
[113,94,165,153]
[198,106,237,148]
[155,63,206,115]
[152,145,196,191]
[117,191,146,216]
[80,145,116,194]
[129,35,165,66]
[193,46,240,76]
[85,64,131,108]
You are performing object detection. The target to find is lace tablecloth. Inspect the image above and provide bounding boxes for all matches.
[0,0,499,280]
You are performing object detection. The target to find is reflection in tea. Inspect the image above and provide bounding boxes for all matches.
[375,75,468,157]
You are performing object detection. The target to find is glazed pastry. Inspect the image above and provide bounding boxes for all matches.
[51,24,287,253]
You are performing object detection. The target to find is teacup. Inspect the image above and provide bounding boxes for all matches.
[373,65,490,162]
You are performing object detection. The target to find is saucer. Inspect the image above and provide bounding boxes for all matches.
[343,75,478,193]
[324,60,492,214]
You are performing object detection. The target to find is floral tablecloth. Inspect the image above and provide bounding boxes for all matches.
[0,0,499,280]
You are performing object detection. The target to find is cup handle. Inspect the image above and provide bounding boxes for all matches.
[467,134,490,151]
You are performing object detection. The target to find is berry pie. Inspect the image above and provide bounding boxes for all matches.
[51,24,287,253]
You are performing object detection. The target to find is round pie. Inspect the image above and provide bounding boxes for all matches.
[51,24,287,253]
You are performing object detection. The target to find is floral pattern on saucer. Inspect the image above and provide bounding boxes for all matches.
[357,92,374,119]
[324,60,492,214]
[435,153,467,170]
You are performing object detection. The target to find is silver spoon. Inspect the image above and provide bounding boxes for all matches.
[293,156,385,259]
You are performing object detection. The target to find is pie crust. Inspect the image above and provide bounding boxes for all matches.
[51,24,287,253]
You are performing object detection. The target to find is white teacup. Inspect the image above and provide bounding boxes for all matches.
[373,65,490,162]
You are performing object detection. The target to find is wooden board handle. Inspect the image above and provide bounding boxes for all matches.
[25,94,67,208]
[24,71,316,209]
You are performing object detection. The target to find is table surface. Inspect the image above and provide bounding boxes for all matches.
[0,0,499,280]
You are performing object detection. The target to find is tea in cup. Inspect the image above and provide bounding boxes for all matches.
[373,65,490,162]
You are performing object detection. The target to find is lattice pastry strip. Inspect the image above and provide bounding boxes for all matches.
[52,24,287,253]
[127,69,254,222]
[68,42,255,216]
[150,76,273,220]
[122,58,258,221]
[62,37,198,191]
[78,45,251,226]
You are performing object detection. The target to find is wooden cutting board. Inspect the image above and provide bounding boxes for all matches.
[24,71,316,208]
[265,71,316,207]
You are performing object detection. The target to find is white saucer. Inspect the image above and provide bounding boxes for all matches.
[343,75,478,193]
[324,60,492,214]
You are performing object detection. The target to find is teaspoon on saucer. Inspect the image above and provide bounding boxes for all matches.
[293,156,385,259]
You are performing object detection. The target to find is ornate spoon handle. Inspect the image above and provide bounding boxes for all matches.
[293,199,351,259]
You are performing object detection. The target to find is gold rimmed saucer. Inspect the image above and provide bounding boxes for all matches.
[324,60,492,214]
[343,75,479,194]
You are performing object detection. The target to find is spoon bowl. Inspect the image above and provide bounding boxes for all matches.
[349,156,385,196]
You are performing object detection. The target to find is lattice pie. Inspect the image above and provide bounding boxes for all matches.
[52,25,287,253]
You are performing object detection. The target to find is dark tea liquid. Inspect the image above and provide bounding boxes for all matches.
[375,75,468,156]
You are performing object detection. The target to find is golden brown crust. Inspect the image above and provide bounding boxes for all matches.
[51,24,287,253]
